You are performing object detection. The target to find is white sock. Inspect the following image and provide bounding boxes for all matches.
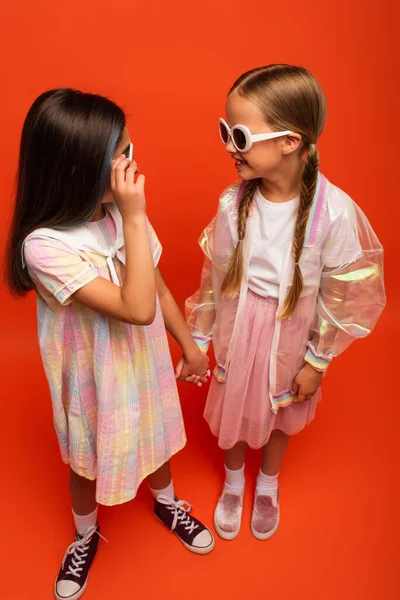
[149,480,175,501]
[256,470,278,503]
[72,506,98,536]
[224,464,245,494]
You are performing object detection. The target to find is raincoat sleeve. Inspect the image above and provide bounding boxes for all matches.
[305,196,386,372]
[185,217,217,353]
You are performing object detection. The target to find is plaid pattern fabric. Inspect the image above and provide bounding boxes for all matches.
[24,209,186,505]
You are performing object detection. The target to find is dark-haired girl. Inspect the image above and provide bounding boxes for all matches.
[8,88,214,600]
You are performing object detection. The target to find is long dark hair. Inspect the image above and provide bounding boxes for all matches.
[7,88,126,295]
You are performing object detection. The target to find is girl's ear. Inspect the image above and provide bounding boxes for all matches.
[281,133,302,156]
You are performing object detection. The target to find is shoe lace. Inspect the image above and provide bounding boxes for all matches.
[157,495,199,535]
[62,526,107,578]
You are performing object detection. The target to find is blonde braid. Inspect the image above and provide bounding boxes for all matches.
[221,179,259,295]
[279,145,320,318]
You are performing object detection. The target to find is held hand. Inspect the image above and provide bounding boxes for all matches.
[175,352,210,388]
[291,364,323,403]
[111,154,146,218]
[180,348,209,380]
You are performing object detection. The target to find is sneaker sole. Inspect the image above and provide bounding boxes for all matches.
[251,515,280,541]
[54,578,88,600]
[155,514,215,555]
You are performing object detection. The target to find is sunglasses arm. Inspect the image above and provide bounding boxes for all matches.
[251,131,293,142]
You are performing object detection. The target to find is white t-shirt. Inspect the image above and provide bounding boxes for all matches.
[248,187,299,298]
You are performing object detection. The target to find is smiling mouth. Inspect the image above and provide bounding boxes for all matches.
[234,158,248,167]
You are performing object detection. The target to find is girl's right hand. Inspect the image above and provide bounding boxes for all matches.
[175,355,210,388]
[111,154,146,219]
[291,363,323,402]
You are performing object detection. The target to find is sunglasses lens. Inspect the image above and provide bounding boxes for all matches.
[233,128,247,151]
[219,122,229,144]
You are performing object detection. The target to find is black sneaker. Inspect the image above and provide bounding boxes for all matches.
[54,525,103,600]
[154,495,215,555]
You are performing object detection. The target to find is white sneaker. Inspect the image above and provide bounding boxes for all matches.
[251,488,280,540]
[214,489,244,540]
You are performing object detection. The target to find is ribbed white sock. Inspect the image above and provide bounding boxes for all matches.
[256,470,278,503]
[72,506,98,536]
[149,480,175,501]
[224,464,245,494]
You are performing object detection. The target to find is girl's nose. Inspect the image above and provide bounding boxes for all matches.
[226,138,236,154]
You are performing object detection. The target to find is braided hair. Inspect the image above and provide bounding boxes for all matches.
[221,65,326,318]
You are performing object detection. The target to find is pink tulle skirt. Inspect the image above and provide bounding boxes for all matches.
[204,290,320,449]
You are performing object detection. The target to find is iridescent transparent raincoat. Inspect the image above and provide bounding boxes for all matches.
[186,174,386,412]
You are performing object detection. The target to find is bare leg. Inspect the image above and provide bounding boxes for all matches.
[224,441,247,470]
[147,461,172,490]
[69,467,97,515]
[261,430,289,475]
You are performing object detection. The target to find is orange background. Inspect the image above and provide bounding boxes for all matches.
[0,2,398,599]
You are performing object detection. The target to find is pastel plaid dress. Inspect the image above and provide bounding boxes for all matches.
[23,204,186,505]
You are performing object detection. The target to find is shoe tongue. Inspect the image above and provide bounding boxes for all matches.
[76,524,98,540]
[164,496,179,507]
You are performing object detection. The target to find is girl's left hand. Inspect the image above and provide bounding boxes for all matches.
[291,364,323,402]
[175,351,210,388]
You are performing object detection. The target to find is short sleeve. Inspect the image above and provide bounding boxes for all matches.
[322,201,362,269]
[147,219,162,267]
[24,235,99,305]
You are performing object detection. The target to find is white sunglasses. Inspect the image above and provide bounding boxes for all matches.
[112,142,133,165]
[122,142,133,160]
[219,118,293,153]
